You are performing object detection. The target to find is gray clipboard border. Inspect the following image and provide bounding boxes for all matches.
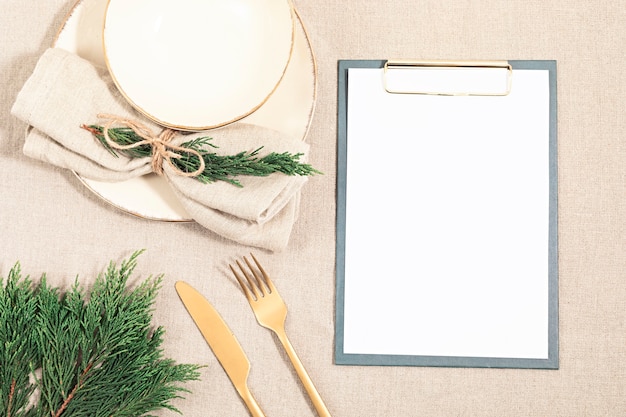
[335,59,559,369]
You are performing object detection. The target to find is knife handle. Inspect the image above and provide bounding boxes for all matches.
[239,386,265,417]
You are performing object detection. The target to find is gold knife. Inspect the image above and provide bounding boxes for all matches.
[175,281,265,417]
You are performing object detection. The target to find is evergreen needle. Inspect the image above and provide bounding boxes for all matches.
[1,251,202,417]
[82,125,322,187]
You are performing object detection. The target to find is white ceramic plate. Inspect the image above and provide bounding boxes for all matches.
[103,0,295,131]
[55,0,317,221]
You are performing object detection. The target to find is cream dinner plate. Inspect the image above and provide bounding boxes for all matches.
[54,0,317,221]
[103,0,295,131]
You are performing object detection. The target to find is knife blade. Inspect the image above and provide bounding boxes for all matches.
[175,281,265,417]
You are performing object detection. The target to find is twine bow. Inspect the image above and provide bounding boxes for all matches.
[97,113,205,177]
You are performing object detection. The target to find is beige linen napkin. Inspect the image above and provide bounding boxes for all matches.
[11,47,311,251]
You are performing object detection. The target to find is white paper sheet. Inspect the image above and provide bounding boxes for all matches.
[342,67,551,360]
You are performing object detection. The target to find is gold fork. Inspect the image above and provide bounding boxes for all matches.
[230,254,332,417]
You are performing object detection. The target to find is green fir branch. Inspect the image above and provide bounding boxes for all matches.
[1,251,202,417]
[0,264,40,417]
[82,125,322,187]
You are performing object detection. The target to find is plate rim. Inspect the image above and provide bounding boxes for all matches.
[52,0,317,222]
[101,0,297,131]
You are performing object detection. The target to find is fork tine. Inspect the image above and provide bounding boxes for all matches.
[243,255,270,295]
[249,253,276,293]
[230,262,260,301]
[238,259,264,300]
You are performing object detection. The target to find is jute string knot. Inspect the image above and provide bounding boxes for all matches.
[98,113,205,177]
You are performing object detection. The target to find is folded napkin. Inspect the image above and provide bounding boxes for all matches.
[12,48,311,251]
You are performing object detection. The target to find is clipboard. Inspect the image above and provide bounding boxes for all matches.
[335,59,558,369]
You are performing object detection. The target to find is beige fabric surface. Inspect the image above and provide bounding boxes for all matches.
[1,0,624,416]
[12,47,311,252]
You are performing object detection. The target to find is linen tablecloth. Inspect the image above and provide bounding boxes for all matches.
[1,0,624,415]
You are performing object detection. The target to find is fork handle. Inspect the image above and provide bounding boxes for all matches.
[275,330,332,417]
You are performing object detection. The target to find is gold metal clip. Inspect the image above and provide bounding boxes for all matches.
[383,60,512,96]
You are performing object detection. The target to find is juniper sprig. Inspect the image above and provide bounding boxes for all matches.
[82,125,322,187]
[1,251,202,417]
